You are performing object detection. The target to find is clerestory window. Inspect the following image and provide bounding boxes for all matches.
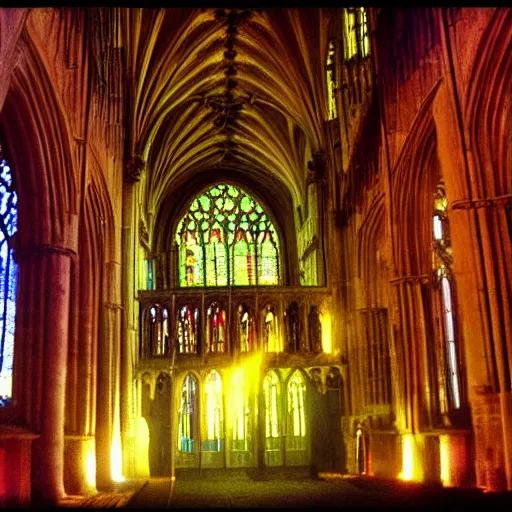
[0,150,17,407]
[175,184,280,287]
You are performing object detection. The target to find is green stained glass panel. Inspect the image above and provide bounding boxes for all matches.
[176,183,279,287]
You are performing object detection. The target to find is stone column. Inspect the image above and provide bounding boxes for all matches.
[120,155,144,478]
[15,245,74,504]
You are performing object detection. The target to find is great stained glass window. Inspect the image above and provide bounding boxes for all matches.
[203,370,223,451]
[264,370,281,451]
[176,184,279,287]
[287,370,306,450]
[0,154,17,407]
[179,373,198,452]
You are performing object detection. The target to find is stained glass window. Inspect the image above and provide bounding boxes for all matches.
[432,184,461,411]
[0,154,17,407]
[231,368,250,451]
[326,40,338,120]
[203,370,223,452]
[263,304,281,352]
[148,304,169,356]
[206,302,226,353]
[175,184,279,287]
[287,370,306,450]
[176,305,199,354]
[178,373,198,452]
[344,8,369,60]
[344,9,358,60]
[264,370,281,451]
[237,304,255,352]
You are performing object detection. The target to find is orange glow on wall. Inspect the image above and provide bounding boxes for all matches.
[111,434,124,482]
[320,312,332,354]
[440,435,451,486]
[86,443,96,488]
[398,434,414,481]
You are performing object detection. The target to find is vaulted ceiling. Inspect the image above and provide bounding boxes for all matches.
[122,8,330,226]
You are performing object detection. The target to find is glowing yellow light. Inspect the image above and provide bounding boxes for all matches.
[440,436,451,486]
[398,434,414,481]
[85,443,96,488]
[111,434,125,483]
[320,312,333,354]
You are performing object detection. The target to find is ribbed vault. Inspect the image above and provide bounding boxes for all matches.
[121,7,329,236]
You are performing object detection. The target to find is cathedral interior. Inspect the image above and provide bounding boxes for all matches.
[0,6,510,506]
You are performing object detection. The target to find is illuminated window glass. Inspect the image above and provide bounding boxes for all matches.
[263,370,281,451]
[0,153,17,407]
[344,9,358,59]
[263,304,281,352]
[287,370,306,450]
[206,302,226,353]
[432,184,461,411]
[176,305,199,354]
[237,304,255,352]
[203,370,223,452]
[326,40,338,120]
[358,8,370,57]
[175,184,279,287]
[148,304,169,356]
[231,368,251,451]
[179,373,198,452]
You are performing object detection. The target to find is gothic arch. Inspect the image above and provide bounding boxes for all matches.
[393,98,440,276]
[1,37,77,251]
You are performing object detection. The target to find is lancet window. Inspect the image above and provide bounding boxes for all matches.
[326,40,338,120]
[231,368,251,451]
[203,370,223,451]
[432,184,462,412]
[206,302,226,353]
[176,305,199,354]
[237,304,255,352]
[0,152,17,407]
[175,184,280,287]
[148,304,169,356]
[178,373,198,452]
[286,370,307,450]
[264,370,281,451]
[344,8,370,60]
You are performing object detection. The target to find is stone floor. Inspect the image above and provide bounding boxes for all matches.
[55,471,512,510]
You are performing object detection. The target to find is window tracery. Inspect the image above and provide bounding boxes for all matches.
[175,184,280,287]
[179,373,198,452]
[0,151,17,407]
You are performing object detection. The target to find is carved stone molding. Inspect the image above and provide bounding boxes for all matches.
[451,193,512,210]
[124,154,145,183]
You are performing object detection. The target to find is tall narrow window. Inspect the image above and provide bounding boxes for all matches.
[175,184,280,287]
[344,9,358,60]
[237,304,255,352]
[0,152,17,407]
[206,301,226,353]
[179,373,198,452]
[231,368,251,451]
[326,40,338,120]
[176,305,199,354]
[358,8,370,57]
[203,370,223,451]
[432,184,462,412]
[263,370,281,451]
[148,304,169,356]
[263,304,280,352]
[286,370,307,450]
